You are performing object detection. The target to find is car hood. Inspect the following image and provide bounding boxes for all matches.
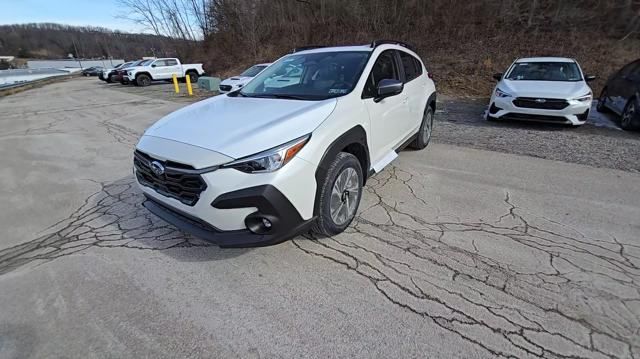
[220,76,252,86]
[143,95,337,159]
[500,80,591,98]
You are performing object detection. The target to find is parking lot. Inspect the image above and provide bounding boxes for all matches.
[1,77,639,358]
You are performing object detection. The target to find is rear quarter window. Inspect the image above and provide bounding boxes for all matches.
[399,51,422,83]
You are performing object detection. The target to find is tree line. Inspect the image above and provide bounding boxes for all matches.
[0,23,193,61]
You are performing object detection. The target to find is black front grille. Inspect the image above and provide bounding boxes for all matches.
[502,113,568,122]
[219,85,232,92]
[512,97,569,110]
[134,150,207,206]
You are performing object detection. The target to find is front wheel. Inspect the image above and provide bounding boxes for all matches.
[136,74,151,87]
[410,106,434,149]
[597,88,609,113]
[311,152,363,236]
[621,99,638,130]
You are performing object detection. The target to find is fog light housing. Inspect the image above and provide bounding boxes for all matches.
[245,213,277,234]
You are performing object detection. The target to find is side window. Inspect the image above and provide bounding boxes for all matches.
[165,59,178,66]
[414,57,423,77]
[362,50,399,98]
[399,51,420,83]
[153,60,166,67]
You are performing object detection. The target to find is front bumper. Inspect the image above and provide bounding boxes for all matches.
[490,96,591,125]
[134,142,317,247]
[143,186,314,247]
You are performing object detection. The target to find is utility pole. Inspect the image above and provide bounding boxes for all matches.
[72,39,83,70]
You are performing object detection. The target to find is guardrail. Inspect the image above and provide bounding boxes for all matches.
[0,73,80,97]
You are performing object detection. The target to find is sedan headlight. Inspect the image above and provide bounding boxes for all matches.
[222,135,310,173]
[495,88,512,98]
[572,93,592,102]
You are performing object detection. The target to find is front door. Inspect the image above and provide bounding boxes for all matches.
[362,50,411,169]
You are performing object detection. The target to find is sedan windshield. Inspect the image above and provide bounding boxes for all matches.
[240,65,268,77]
[239,51,371,100]
[506,62,582,81]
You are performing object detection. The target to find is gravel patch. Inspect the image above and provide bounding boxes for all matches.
[433,97,640,173]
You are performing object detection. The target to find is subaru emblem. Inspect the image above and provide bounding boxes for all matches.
[150,161,165,176]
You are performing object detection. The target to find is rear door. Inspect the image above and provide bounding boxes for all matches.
[164,59,182,79]
[363,50,411,169]
[398,50,426,135]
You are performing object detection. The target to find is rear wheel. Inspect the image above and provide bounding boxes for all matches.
[621,99,637,130]
[186,71,199,83]
[136,74,151,87]
[311,152,363,236]
[410,106,434,149]
[597,88,609,113]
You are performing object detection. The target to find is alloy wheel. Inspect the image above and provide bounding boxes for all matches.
[622,102,635,128]
[329,167,360,226]
[422,109,433,143]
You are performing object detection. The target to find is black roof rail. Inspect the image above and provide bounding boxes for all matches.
[370,40,415,51]
[292,45,327,53]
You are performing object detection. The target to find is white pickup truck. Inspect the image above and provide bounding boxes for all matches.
[124,58,205,87]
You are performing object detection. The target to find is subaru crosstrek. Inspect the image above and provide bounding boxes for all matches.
[487,57,596,126]
[134,40,437,247]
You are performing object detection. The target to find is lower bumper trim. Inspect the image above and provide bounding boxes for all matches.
[143,194,313,247]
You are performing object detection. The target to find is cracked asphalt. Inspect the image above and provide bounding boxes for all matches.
[1,77,639,358]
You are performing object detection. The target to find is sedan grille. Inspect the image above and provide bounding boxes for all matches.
[219,85,232,92]
[133,150,207,206]
[512,97,569,110]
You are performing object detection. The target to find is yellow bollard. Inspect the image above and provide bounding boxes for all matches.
[185,74,193,96]
[172,74,180,93]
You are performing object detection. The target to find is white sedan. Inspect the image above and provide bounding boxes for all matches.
[218,63,271,93]
[487,57,596,126]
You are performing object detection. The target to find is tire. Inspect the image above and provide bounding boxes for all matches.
[186,71,199,83]
[621,98,638,130]
[410,105,434,149]
[136,74,151,87]
[120,79,129,85]
[597,88,609,113]
[311,152,363,236]
[106,75,114,83]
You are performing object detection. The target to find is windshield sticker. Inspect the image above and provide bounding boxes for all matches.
[328,89,348,94]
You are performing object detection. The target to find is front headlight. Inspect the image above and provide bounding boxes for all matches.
[572,93,592,102]
[222,134,310,173]
[495,88,512,98]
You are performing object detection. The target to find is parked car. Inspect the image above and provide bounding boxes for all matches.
[133,40,437,246]
[219,63,271,93]
[123,58,205,87]
[487,57,596,126]
[99,62,126,82]
[82,66,104,76]
[597,59,640,130]
[118,59,150,85]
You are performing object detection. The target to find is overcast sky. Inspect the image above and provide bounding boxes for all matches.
[0,0,146,33]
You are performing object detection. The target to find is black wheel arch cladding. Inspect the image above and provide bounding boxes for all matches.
[313,125,369,216]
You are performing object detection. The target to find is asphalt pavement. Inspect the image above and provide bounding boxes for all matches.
[0,78,639,358]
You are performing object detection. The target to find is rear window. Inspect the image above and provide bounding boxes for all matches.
[399,51,422,82]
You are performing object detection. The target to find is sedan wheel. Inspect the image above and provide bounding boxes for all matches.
[621,100,636,130]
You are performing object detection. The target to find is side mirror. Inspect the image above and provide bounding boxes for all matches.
[374,79,403,103]
[585,75,596,82]
[151,64,157,68]
[493,73,503,81]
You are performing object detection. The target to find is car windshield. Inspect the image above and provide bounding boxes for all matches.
[506,62,582,81]
[240,65,268,77]
[239,51,371,100]
[138,59,153,66]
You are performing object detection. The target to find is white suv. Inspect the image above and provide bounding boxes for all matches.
[488,57,595,126]
[134,41,437,247]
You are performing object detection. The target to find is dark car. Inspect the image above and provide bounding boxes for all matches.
[99,62,125,82]
[82,66,104,76]
[116,60,147,85]
[104,61,137,83]
[597,59,640,130]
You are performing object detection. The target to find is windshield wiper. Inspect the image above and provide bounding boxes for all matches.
[245,93,313,100]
